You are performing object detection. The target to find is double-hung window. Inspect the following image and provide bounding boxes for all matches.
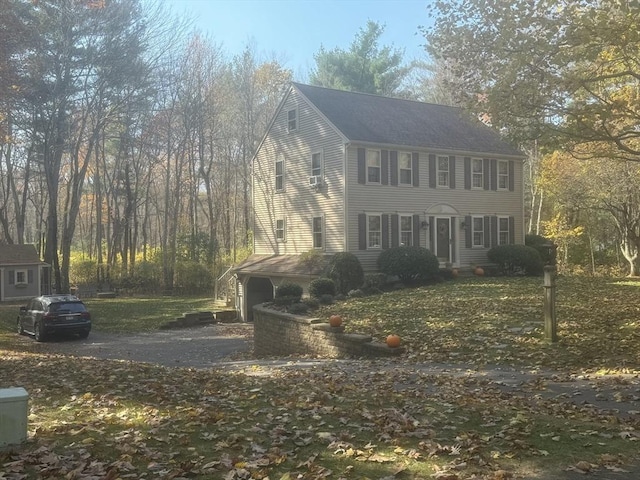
[498,216,510,245]
[287,109,297,132]
[367,150,381,184]
[399,152,412,185]
[312,216,323,249]
[472,216,484,247]
[311,152,322,177]
[472,158,483,188]
[437,156,449,187]
[497,160,509,190]
[400,215,413,246]
[276,218,286,242]
[275,156,284,191]
[367,214,382,248]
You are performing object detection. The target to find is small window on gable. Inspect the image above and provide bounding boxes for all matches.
[312,216,323,249]
[472,216,484,247]
[367,214,382,249]
[275,156,284,192]
[311,152,322,177]
[287,109,297,132]
[497,160,509,190]
[471,158,483,188]
[400,215,413,246]
[399,152,412,185]
[498,216,510,245]
[437,155,449,187]
[276,218,286,242]
[367,150,381,184]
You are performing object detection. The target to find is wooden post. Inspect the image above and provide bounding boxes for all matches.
[543,265,557,342]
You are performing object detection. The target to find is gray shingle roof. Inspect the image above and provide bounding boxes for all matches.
[293,83,523,157]
[0,244,42,266]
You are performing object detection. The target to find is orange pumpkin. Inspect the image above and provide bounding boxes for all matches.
[329,314,343,327]
[386,334,401,348]
[474,266,485,276]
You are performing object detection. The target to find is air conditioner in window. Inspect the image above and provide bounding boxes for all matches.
[309,175,323,187]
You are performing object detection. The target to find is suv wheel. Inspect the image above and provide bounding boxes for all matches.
[78,330,89,339]
[17,318,24,335]
[34,321,46,342]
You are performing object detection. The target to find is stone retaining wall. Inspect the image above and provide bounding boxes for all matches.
[253,304,402,358]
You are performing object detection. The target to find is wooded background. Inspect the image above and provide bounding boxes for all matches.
[1,0,637,294]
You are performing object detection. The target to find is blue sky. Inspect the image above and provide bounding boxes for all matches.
[165,0,433,81]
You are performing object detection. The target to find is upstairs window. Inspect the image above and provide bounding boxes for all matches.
[367,150,381,184]
[472,216,484,247]
[472,158,483,188]
[311,152,322,177]
[399,152,413,185]
[276,218,286,242]
[287,109,297,132]
[275,156,284,191]
[437,155,449,187]
[400,215,413,246]
[312,216,323,249]
[367,214,382,248]
[497,160,509,190]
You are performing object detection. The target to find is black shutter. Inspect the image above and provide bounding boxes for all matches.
[509,160,515,191]
[483,159,490,190]
[449,156,456,189]
[358,214,367,250]
[390,151,398,186]
[382,214,389,249]
[484,216,491,248]
[429,154,436,188]
[509,216,515,244]
[28,270,33,284]
[490,216,498,247]
[464,157,471,190]
[490,159,498,191]
[451,221,456,262]
[381,150,389,185]
[465,215,472,248]
[429,216,435,252]
[357,148,366,184]
[412,152,419,187]
[391,214,399,247]
[413,214,421,247]
[8,270,14,285]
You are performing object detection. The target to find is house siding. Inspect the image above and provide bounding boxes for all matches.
[253,88,346,256]
[345,145,524,272]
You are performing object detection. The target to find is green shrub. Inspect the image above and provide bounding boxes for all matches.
[488,244,544,276]
[377,246,439,285]
[302,297,320,310]
[318,294,334,305]
[274,281,303,306]
[362,273,387,293]
[525,234,556,265]
[326,252,364,295]
[309,277,336,298]
[287,302,309,315]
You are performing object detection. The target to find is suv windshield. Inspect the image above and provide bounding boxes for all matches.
[49,302,87,314]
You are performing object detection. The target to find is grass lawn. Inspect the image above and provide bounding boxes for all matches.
[1,276,639,479]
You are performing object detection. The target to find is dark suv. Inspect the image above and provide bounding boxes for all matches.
[17,295,91,342]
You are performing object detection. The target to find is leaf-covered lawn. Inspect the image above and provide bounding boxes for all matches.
[1,275,640,479]
[1,353,638,479]
[325,276,640,373]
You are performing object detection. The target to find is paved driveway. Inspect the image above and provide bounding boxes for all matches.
[34,323,253,368]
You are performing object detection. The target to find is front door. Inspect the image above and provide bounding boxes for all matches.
[435,217,451,263]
